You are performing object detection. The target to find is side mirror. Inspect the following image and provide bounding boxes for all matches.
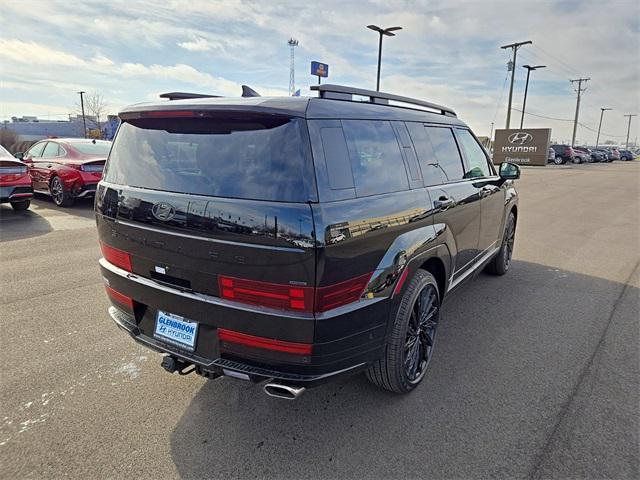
[14,152,24,160]
[499,162,520,180]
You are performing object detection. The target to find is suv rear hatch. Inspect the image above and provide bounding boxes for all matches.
[96,110,319,358]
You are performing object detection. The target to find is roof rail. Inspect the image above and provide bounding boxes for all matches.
[310,84,456,117]
[159,92,221,101]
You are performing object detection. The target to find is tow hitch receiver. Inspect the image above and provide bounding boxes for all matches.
[161,355,195,375]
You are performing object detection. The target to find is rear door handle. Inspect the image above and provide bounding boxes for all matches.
[434,196,455,210]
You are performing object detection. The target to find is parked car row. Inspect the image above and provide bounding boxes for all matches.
[548,144,635,164]
[3,138,111,210]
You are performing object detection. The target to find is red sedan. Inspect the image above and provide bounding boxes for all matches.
[19,138,111,207]
[0,144,33,210]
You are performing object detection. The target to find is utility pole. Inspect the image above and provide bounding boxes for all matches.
[367,25,403,91]
[77,91,87,138]
[287,38,298,96]
[595,107,612,148]
[500,40,532,129]
[569,77,590,147]
[520,65,545,128]
[624,114,637,149]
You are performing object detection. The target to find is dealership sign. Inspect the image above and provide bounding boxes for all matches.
[493,128,551,166]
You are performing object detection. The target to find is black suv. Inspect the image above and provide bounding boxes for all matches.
[96,85,520,398]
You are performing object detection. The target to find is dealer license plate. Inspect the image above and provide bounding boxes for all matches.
[154,310,198,351]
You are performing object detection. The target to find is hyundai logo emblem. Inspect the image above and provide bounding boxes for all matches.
[151,202,176,221]
[508,132,533,145]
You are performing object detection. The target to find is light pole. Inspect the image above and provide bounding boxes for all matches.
[77,91,87,138]
[520,65,545,128]
[624,114,637,149]
[501,40,532,129]
[367,25,402,91]
[595,107,612,148]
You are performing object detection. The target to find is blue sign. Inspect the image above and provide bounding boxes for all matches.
[311,61,329,78]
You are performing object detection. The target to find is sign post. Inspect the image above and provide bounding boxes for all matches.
[311,61,329,85]
[492,128,551,166]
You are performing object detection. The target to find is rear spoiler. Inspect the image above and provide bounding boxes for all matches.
[159,85,261,101]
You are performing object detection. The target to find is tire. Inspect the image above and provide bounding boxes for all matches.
[366,269,440,394]
[10,199,30,211]
[553,156,563,165]
[50,176,74,207]
[573,156,581,164]
[484,212,516,276]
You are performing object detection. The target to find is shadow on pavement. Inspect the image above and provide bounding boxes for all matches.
[31,193,96,220]
[168,260,639,479]
[0,203,52,242]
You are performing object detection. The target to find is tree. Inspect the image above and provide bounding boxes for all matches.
[0,128,18,152]
[78,92,108,138]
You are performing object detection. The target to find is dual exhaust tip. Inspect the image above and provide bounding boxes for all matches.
[263,382,306,400]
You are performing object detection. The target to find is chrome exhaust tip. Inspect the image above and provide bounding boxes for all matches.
[263,382,306,400]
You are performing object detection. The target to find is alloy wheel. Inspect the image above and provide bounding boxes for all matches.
[51,177,64,205]
[404,284,439,384]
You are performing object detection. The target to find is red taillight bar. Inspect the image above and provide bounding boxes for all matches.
[218,328,312,355]
[105,285,134,309]
[218,273,373,313]
[143,110,196,118]
[100,242,132,272]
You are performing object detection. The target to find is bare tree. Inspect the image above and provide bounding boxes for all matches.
[77,92,108,138]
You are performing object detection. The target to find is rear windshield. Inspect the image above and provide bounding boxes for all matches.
[71,141,112,155]
[104,115,315,202]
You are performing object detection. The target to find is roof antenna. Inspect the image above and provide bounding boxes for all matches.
[241,85,261,97]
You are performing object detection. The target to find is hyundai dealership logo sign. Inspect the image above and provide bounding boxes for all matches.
[493,128,552,166]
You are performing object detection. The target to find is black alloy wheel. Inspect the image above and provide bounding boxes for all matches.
[485,212,516,276]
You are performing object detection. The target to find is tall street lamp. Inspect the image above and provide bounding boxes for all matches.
[367,25,402,91]
[520,65,545,128]
[595,107,612,148]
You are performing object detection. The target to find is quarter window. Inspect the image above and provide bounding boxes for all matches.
[456,129,492,178]
[342,120,409,197]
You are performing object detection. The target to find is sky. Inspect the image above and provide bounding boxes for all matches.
[1,0,639,145]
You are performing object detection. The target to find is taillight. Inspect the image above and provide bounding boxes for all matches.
[315,272,372,312]
[100,242,132,271]
[105,285,134,309]
[218,273,372,313]
[218,276,314,312]
[0,165,27,182]
[218,328,312,355]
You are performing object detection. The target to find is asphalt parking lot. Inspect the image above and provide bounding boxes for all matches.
[1,162,638,479]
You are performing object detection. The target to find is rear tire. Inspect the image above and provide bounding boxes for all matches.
[366,269,440,394]
[573,156,581,164]
[10,200,30,211]
[553,156,563,165]
[50,176,74,207]
[484,212,516,276]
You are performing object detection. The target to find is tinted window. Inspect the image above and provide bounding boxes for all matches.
[71,141,111,155]
[104,116,314,202]
[342,120,409,196]
[423,127,465,181]
[320,127,354,190]
[456,129,492,178]
[405,122,447,186]
[42,142,60,158]
[26,142,46,158]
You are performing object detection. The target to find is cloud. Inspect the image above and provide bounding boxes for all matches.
[178,37,216,52]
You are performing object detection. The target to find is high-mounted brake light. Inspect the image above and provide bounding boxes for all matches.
[218,276,314,312]
[218,273,372,313]
[143,110,196,118]
[218,328,312,355]
[105,285,134,309]
[100,242,132,272]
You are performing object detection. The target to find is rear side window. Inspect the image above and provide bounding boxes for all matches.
[456,129,492,178]
[42,142,61,158]
[104,115,315,202]
[424,127,465,181]
[342,120,409,197]
[405,123,447,186]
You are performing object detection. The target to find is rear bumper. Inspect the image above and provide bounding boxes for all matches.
[100,258,388,386]
[0,185,33,203]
